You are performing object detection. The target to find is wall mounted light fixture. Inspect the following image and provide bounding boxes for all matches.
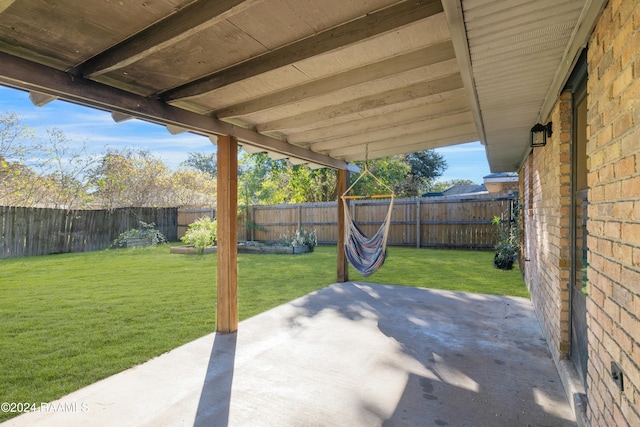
[530,122,553,147]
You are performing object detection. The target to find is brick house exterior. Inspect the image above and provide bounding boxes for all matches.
[521,91,573,360]
[521,0,640,425]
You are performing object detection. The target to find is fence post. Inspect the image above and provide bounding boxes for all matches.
[250,205,255,242]
[416,198,421,249]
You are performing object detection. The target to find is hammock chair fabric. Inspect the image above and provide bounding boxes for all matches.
[341,194,395,277]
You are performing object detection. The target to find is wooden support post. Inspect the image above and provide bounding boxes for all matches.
[337,169,349,282]
[217,135,238,333]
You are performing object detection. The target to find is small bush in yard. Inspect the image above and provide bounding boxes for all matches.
[181,217,217,253]
[111,221,167,248]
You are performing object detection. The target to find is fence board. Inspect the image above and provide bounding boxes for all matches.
[0,206,178,259]
[177,208,215,239]
[0,194,514,259]
[177,194,515,250]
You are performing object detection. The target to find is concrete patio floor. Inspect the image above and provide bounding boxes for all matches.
[3,282,576,427]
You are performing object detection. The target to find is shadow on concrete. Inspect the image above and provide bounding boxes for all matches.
[194,332,237,427]
[287,282,576,426]
[2,282,576,426]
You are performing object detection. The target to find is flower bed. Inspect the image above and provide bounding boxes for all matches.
[169,245,217,254]
[170,242,311,255]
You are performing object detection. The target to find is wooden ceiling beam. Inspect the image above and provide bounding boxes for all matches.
[340,132,479,161]
[215,42,456,120]
[0,51,349,170]
[324,123,477,158]
[288,95,470,146]
[162,0,444,101]
[76,0,259,78]
[257,74,464,134]
[310,112,476,153]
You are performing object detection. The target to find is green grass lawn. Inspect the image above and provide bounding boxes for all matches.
[0,244,526,422]
[366,246,528,297]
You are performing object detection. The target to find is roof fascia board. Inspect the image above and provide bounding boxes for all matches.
[516,0,607,173]
[441,0,485,145]
[538,0,608,123]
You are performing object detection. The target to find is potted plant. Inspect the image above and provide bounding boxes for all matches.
[492,214,518,270]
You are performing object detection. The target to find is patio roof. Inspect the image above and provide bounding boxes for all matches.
[0,0,605,171]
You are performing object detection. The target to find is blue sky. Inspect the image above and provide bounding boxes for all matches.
[0,85,491,183]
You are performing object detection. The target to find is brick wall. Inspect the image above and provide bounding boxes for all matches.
[585,0,640,425]
[521,92,572,362]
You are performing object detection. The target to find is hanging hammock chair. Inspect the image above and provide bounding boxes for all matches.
[341,161,395,277]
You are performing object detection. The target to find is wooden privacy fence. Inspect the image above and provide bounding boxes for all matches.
[1,195,513,259]
[179,194,515,249]
[177,207,216,239]
[0,206,177,259]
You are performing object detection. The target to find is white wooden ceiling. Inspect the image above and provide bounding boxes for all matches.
[0,0,604,171]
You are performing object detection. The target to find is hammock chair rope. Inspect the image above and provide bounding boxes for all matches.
[341,147,395,277]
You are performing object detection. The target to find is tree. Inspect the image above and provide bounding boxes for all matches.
[38,129,99,209]
[288,167,337,202]
[0,112,41,206]
[181,151,217,178]
[1,117,104,208]
[399,150,448,196]
[236,149,449,204]
[404,150,447,180]
[92,148,170,208]
[238,152,339,204]
[238,152,288,206]
[1,112,32,159]
[167,169,217,207]
[345,150,447,198]
[0,159,45,207]
[92,149,217,208]
[349,156,411,197]
[1,112,219,209]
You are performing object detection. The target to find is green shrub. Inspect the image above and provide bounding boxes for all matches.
[111,221,167,248]
[281,229,317,251]
[492,205,520,270]
[181,217,217,253]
